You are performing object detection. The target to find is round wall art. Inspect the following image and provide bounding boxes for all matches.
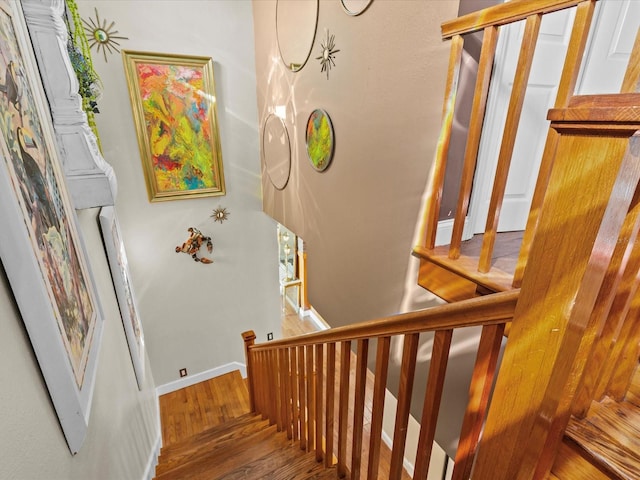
[306,109,334,172]
[262,114,291,190]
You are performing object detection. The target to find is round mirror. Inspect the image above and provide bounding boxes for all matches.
[340,0,373,16]
[276,0,318,72]
[262,114,291,190]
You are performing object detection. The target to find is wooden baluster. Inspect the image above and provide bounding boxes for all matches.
[277,348,287,432]
[573,183,640,416]
[241,331,256,413]
[325,342,336,468]
[413,330,453,479]
[389,333,420,480]
[337,340,351,477]
[367,336,391,480]
[451,323,505,480]
[298,345,307,450]
[424,34,464,250]
[259,350,268,419]
[291,346,299,441]
[513,0,596,287]
[306,344,316,452]
[283,348,293,439]
[478,14,541,273]
[315,343,324,462]
[449,25,499,259]
[269,350,279,427]
[350,339,369,479]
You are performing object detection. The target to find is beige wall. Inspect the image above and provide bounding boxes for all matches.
[254,0,458,327]
[0,209,159,479]
[78,0,282,386]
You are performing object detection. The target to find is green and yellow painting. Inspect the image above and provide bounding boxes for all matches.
[306,109,334,172]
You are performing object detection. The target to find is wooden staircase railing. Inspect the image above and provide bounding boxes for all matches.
[242,290,519,480]
[416,0,598,302]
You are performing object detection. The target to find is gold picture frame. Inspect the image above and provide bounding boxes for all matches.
[122,50,225,201]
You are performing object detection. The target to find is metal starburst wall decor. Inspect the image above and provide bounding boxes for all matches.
[211,206,230,224]
[82,8,128,62]
[316,30,340,80]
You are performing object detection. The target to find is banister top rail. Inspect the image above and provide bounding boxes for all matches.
[250,290,519,351]
[441,0,589,39]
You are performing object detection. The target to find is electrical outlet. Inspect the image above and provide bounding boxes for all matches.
[179,368,187,377]
[267,332,274,341]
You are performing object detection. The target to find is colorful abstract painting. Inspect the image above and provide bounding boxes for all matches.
[123,51,225,201]
[306,108,334,172]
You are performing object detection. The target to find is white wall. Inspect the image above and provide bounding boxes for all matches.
[0,208,159,479]
[78,0,282,386]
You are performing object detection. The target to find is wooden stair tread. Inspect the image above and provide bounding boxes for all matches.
[414,244,516,294]
[219,442,322,479]
[564,396,640,480]
[156,414,270,475]
[159,412,266,457]
[155,422,285,479]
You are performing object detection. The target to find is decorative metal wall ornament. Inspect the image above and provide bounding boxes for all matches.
[175,227,214,264]
[211,206,229,223]
[316,29,339,79]
[82,8,128,62]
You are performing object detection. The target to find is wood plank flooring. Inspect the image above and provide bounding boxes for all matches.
[562,364,640,480]
[160,370,250,448]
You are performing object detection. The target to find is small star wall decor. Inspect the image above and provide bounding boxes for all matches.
[211,206,230,223]
[316,30,340,80]
[82,8,128,62]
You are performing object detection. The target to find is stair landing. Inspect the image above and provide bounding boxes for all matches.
[414,231,523,302]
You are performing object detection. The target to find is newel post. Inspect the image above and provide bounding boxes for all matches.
[242,330,257,413]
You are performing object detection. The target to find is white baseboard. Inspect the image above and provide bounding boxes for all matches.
[156,361,247,396]
[142,430,161,480]
[381,429,416,477]
[434,218,473,247]
[299,306,329,331]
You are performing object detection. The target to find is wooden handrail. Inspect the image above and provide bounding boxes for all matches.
[248,289,518,351]
[442,0,586,38]
[242,290,518,478]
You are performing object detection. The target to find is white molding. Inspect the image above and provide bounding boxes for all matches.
[22,0,117,209]
[155,362,247,396]
[434,217,473,247]
[299,306,329,331]
[142,429,161,480]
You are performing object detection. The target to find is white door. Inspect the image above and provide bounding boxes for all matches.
[468,0,639,234]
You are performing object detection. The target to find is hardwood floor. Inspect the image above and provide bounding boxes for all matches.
[561,364,640,479]
[160,370,250,448]
[157,301,419,479]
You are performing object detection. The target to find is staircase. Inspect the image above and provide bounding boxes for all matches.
[154,2,640,478]
[155,412,336,479]
[154,371,339,479]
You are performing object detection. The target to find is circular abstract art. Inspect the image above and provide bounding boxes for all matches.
[305,109,334,172]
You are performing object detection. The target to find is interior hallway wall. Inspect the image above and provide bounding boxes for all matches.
[0,209,159,479]
[253,0,458,327]
[78,0,282,386]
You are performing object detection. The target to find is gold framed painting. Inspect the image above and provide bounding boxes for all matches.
[122,50,225,201]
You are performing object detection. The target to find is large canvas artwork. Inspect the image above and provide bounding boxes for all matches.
[122,50,225,201]
[0,0,103,453]
[99,206,145,389]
